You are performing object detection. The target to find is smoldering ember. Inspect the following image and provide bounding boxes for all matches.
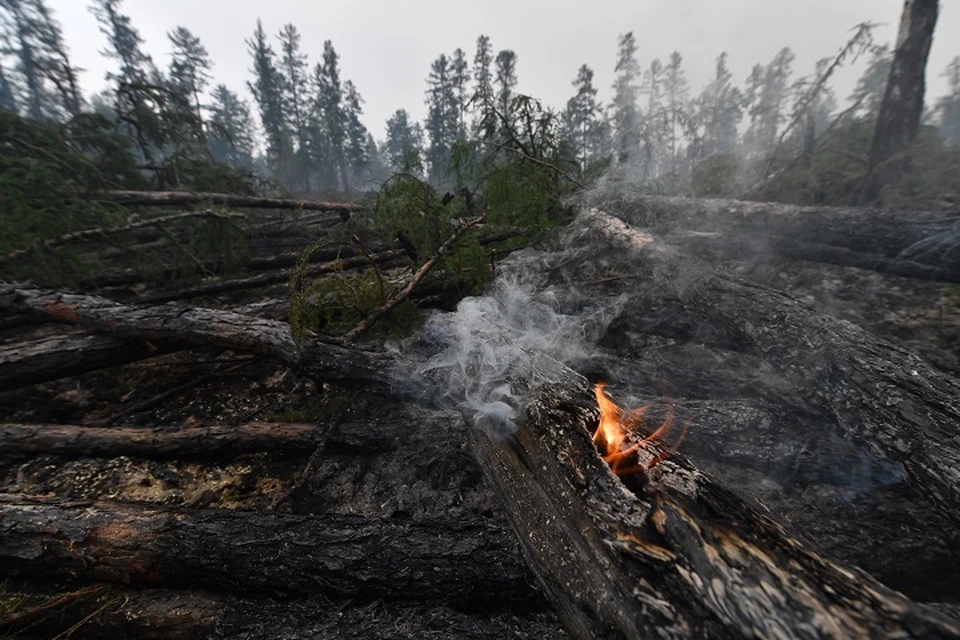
[2,1,960,639]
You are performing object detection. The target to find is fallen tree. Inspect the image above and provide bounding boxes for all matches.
[98,190,367,215]
[469,354,960,639]
[571,211,960,524]
[0,421,326,458]
[593,195,960,282]
[0,284,393,392]
[0,496,533,604]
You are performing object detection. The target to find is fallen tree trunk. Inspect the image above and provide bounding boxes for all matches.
[0,285,393,391]
[0,496,533,604]
[575,211,960,524]
[470,354,960,639]
[99,190,367,215]
[133,248,408,304]
[0,333,180,391]
[599,195,960,282]
[0,421,326,458]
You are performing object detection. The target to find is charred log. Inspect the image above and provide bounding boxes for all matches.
[577,211,960,524]
[0,333,180,391]
[98,190,366,215]
[0,496,534,604]
[0,285,392,391]
[599,195,960,282]
[0,421,326,459]
[470,354,960,639]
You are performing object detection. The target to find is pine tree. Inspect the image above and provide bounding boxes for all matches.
[385,108,424,173]
[640,58,664,178]
[563,63,602,171]
[450,47,470,139]
[471,34,494,136]
[745,47,795,157]
[699,52,743,158]
[167,26,210,119]
[208,84,255,169]
[936,56,960,147]
[1,0,61,119]
[91,0,155,87]
[424,53,456,183]
[610,32,641,163]
[315,40,348,191]
[277,24,312,190]
[342,79,369,185]
[663,51,688,176]
[494,49,517,116]
[246,19,291,179]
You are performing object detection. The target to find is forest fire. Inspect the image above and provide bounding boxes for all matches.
[592,382,688,476]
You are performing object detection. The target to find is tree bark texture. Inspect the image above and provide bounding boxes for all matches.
[0,496,534,604]
[469,353,960,639]
[0,421,326,458]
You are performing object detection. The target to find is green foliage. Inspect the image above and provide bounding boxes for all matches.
[288,239,418,341]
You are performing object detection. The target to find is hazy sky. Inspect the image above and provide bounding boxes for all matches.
[46,0,959,141]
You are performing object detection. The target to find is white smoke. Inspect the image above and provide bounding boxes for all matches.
[390,240,624,437]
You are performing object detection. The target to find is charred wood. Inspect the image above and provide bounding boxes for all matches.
[602,195,960,282]
[0,285,393,391]
[98,190,366,215]
[0,421,326,458]
[0,333,180,391]
[470,354,960,639]
[0,496,534,604]
[578,211,960,525]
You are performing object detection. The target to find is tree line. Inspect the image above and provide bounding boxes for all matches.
[1,0,958,204]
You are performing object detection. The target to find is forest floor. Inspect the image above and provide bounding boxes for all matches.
[1,258,959,638]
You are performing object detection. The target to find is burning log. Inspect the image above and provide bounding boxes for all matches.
[470,354,960,638]
[98,190,366,216]
[599,195,960,282]
[575,211,960,525]
[0,495,534,604]
[0,421,325,458]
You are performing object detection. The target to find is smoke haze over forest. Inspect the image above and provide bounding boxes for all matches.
[44,0,960,136]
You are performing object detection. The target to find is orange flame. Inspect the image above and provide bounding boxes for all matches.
[593,382,688,476]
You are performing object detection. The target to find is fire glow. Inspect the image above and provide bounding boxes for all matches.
[592,382,689,476]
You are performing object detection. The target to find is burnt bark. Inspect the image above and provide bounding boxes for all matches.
[0,285,393,391]
[0,496,534,604]
[0,333,180,391]
[595,195,960,282]
[576,211,960,524]
[470,354,960,639]
[863,0,940,203]
[0,421,326,458]
[99,190,366,215]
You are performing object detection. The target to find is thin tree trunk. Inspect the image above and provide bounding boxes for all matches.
[99,190,365,215]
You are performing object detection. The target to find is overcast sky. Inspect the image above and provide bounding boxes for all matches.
[46,0,959,141]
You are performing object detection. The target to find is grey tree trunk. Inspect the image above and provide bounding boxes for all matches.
[863,0,939,203]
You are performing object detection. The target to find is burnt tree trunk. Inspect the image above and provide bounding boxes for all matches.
[863,0,940,203]
[576,211,960,524]
[593,195,960,282]
[469,354,960,639]
[99,190,366,216]
[0,421,327,458]
[0,496,534,604]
